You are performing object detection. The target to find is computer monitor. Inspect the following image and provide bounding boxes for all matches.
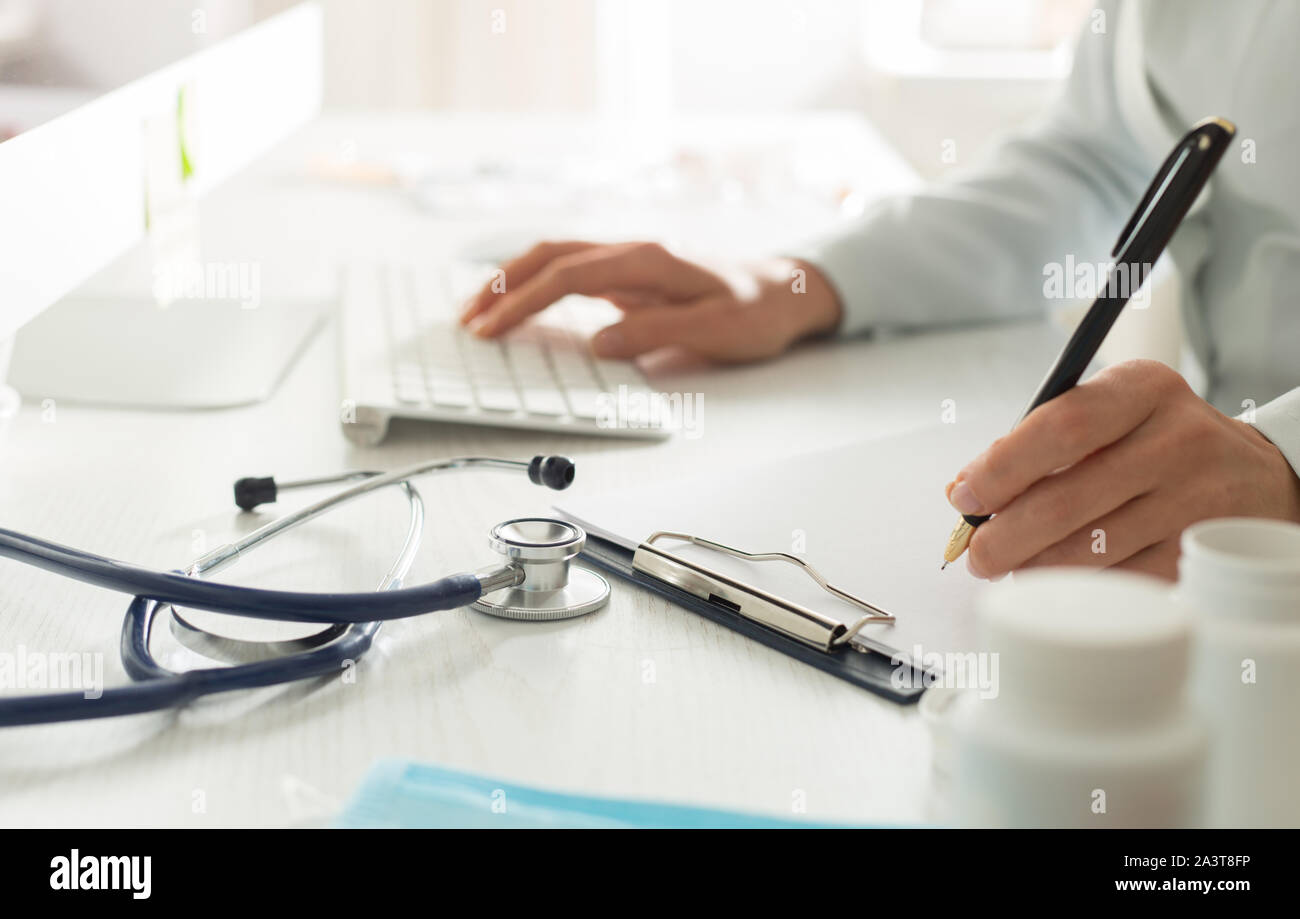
[0,0,323,407]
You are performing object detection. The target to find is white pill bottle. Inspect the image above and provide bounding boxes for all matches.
[952,569,1207,828]
[1177,517,1300,827]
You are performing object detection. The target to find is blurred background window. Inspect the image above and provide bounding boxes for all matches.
[2,0,1094,175]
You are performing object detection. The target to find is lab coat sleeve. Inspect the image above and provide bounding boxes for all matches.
[791,1,1151,335]
[1247,386,1300,486]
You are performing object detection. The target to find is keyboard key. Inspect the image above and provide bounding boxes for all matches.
[522,387,568,416]
[460,336,512,382]
[551,349,599,388]
[565,386,604,420]
[503,341,554,385]
[394,375,426,405]
[423,349,464,377]
[430,379,473,408]
[475,383,521,413]
[394,360,424,379]
[593,358,645,390]
[421,329,463,371]
[394,364,424,389]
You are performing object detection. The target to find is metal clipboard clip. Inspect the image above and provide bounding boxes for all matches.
[631,532,895,653]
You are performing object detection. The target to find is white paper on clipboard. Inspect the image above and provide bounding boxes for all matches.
[556,422,1003,666]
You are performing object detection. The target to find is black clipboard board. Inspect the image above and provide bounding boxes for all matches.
[580,534,925,705]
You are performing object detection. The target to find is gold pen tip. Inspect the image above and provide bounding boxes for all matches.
[943,518,975,565]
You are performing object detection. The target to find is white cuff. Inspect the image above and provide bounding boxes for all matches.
[1243,386,1300,483]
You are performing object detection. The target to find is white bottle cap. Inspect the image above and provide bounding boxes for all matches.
[976,569,1189,722]
[1180,517,1300,620]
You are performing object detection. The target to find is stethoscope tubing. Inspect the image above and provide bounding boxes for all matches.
[0,612,380,726]
[0,527,482,623]
[0,456,560,727]
[0,457,540,625]
[0,474,423,727]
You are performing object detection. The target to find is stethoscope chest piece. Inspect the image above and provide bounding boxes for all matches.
[471,518,610,621]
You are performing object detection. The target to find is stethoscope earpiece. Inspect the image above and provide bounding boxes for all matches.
[527,455,576,490]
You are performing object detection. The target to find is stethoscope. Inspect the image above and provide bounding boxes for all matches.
[0,455,610,728]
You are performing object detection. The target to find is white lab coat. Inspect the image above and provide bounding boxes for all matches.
[797,0,1300,479]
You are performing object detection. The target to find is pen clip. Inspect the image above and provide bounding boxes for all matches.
[1110,116,1236,258]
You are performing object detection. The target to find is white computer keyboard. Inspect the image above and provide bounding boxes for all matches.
[338,260,672,444]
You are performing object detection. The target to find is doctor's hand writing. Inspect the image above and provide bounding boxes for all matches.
[459,241,842,362]
[947,359,1300,582]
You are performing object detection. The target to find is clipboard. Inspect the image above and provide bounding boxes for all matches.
[580,532,927,704]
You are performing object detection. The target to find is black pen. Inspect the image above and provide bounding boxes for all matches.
[942,116,1237,569]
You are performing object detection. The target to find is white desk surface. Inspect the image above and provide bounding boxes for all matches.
[0,112,1062,827]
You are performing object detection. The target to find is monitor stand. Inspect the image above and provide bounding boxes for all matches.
[0,336,17,438]
[7,294,328,410]
[6,236,331,411]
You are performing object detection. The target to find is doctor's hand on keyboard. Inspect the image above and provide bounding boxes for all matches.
[459,241,843,364]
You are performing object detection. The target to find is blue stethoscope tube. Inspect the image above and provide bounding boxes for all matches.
[0,455,574,727]
[0,527,483,623]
